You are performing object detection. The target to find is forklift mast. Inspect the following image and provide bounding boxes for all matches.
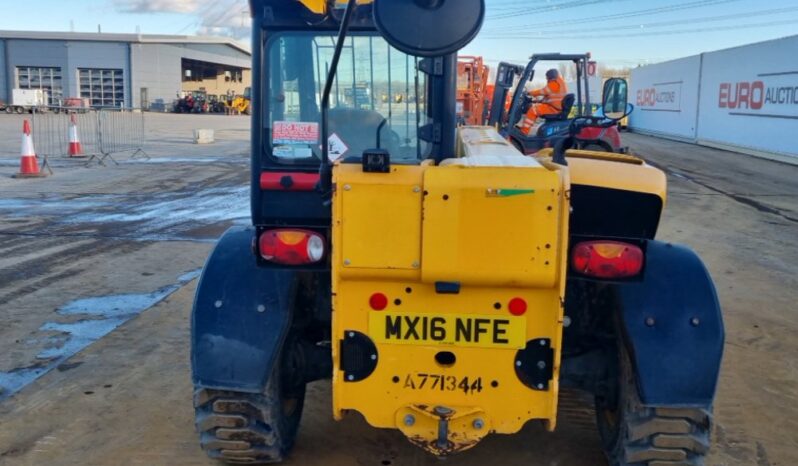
[486,62,523,127]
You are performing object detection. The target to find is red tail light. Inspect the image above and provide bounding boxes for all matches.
[508,297,527,316]
[571,241,643,278]
[369,293,388,311]
[259,229,325,265]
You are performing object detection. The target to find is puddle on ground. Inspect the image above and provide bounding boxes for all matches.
[70,186,250,227]
[0,268,201,401]
[0,186,249,241]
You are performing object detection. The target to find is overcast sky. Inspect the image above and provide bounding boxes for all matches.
[2,0,797,68]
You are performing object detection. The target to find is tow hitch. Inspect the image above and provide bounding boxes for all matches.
[395,405,490,456]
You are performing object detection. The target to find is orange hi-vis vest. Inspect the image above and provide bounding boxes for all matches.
[530,76,567,111]
[518,77,569,135]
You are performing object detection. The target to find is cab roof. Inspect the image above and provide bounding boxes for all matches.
[248,0,376,29]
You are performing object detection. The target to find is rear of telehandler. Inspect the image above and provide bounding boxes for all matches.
[191,1,724,465]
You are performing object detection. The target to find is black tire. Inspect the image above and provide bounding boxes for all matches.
[15,106,24,114]
[4,106,12,114]
[595,342,711,465]
[194,345,306,464]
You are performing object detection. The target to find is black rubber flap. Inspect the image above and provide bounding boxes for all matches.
[373,0,485,57]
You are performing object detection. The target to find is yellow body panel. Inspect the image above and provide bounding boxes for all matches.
[331,129,571,453]
[537,148,667,204]
[421,166,562,287]
[338,165,423,273]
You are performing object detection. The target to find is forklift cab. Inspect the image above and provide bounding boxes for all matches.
[488,54,624,154]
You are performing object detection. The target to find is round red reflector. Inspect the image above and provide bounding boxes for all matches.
[369,293,388,311]
[508,297,527,316]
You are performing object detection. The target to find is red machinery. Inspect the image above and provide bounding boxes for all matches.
[456,56,490,125]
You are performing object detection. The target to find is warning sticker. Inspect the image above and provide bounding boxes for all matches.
[273,121,319,145]
[327,133,349,161]
[273,145,313,159]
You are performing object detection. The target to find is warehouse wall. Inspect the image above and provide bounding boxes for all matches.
[696,35,798,159]
[181,69,252,96]
[130,43,250,109]
[5,39,68,102]
[0,36,249,110]
[65,41,130,106]
[2,39,131,106]
[130,43,182,110]
[0,40,6,103]
[629,34,798,161]
[629,55,702,141]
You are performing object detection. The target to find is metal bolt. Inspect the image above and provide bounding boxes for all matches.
[370,354,377,361]
[690,317,700,326]
[434,406,452,416]
[343,259,351,266]
[516,360,522,367]
[411,261,420,268]
[214,300,223,309]
[537,360,546,370]
[413,186,421,193]
[645,317,656,327]
[563,315,572,327]
[343,184,351,191]
[256,305,266,313]
[348,332,355,338]
[537,383,544,389]
[404,414,415,426]
[539,340,547,346]
[473,418,484,430]
[347,374,354,381]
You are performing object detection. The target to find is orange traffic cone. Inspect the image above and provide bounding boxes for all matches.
[68,114,85,158]
[13,120,47,178]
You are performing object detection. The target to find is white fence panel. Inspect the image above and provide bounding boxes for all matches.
[629,55,701,140]
[696,36,798,159]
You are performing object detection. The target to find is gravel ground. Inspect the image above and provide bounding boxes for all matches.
[0,114,796,465]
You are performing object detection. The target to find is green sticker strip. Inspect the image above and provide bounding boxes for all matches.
[496,189,535,197]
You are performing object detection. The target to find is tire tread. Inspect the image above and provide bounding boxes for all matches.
[194,389,285,464]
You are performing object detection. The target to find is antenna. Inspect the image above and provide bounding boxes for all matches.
[97,24,102,34]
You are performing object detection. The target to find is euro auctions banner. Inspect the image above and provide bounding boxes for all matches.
[629,55,701,140]
[636,81,681,112]
[697,35,798,158]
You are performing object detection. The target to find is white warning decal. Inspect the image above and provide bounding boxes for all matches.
[327,132,349,161]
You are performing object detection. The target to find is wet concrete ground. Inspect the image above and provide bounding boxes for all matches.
[0,114,797,465]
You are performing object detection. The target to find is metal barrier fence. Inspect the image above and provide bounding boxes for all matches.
[95,108,148,164]
[31,107,148,167]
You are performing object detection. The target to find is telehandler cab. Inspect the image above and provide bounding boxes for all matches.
[191,1,723,464]
[488,55,625,154]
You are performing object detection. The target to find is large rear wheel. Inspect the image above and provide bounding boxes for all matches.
[595,342,712,465]
[194,342,306,464]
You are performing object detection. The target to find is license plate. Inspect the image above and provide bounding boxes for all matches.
[369,312,526,349]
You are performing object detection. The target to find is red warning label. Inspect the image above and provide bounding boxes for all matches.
[273,121,319,144]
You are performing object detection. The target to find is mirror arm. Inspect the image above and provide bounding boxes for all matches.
[376,118,387,149]
[319,0,358,196]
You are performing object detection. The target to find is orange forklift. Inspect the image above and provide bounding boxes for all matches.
[456,56,490,126]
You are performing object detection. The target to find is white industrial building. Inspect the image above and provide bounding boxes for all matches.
[0,30,251,111]
[629,34,798,163]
